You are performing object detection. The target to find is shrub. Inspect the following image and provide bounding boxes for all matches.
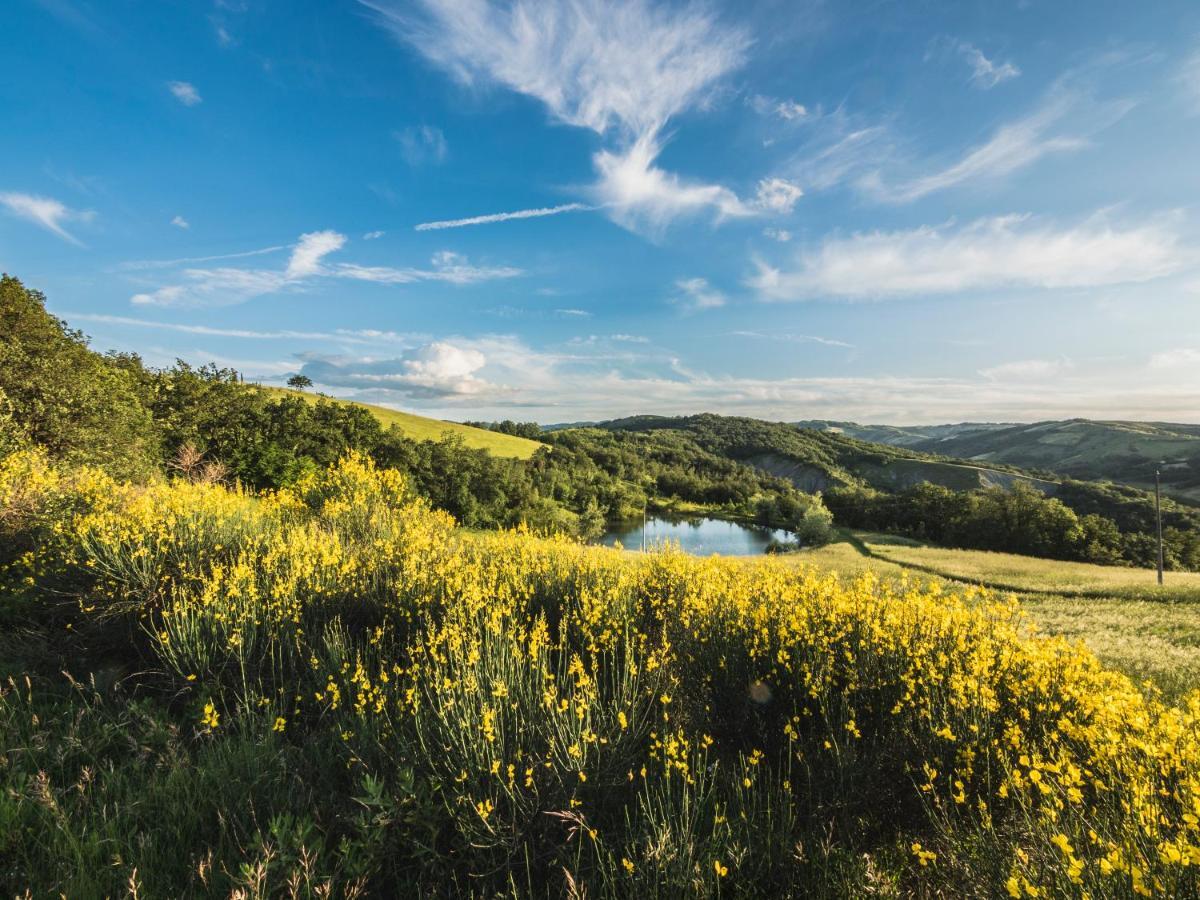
[2,452,1198,896]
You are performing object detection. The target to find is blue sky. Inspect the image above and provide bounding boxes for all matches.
[4,0,1200,424]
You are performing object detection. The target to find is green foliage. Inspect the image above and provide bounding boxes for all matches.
[0,274,159,479]
[826,481,1200,570]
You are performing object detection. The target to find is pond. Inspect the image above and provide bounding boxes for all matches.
[596,514,794,557]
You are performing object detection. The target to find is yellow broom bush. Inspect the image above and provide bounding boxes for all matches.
[1,448,1197,897]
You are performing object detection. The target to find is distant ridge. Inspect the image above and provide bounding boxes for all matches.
[795,418,1200,503]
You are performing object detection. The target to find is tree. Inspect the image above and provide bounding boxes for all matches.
[287,374,314,390]
[0,275,159,479]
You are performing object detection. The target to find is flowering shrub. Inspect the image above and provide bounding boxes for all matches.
[1,449,1197,897]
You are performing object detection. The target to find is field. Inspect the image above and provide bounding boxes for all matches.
[795,531,1200,703]
[260,386,543,459]
[2,449,1199,897]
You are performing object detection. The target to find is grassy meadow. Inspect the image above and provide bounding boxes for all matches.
[260,386,544,459]
[2,449,1200,897]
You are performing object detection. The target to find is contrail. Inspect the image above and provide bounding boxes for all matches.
[415,203,594,231]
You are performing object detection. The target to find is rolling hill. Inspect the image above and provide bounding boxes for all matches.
[594,413,1057,495]
[258,387,543,459]
[797,418,1200,503]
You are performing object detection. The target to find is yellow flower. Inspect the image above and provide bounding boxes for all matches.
[200,701,219,729]
[622,858,635,875]
[713,860,728,878]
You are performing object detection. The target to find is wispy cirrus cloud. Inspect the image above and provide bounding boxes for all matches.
[979,358,1073,381]
[731,330,853,349]
[363,0,759,233]
[750,213,1185,302]
[928,38,1020,89]
[0,191,94,245]
[415,202,592,231]
[748,94,807,120]
[120,244,289,271]
[167,80,202,106]
[129,232,522,307]
[63,312,425,345]
[862,76,1133,203]
[395,124,448,165]
[336,250,523,285]
[672,276,726,311]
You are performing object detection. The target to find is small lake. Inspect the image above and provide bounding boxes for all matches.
[596,515,794,557]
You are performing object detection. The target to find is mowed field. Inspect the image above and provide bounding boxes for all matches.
[259,386,543,459]
[793,531,1200,703]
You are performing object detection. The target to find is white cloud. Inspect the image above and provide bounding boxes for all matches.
[395,124,448,165]
[863,79,1133,203]
[286,230,347,278]
[131,267,288,307]
[0,191,94,245]
[363,230,385,239]
[365,0,750,232]
[171,215,190,229]
[63,312,419,344]
[291,335,1200,425]
[335,250,522,285]
[592,135,750,233]
[731,330,853,349]
[416,202,591,231]
[979,358,1073,381]
[120,245,289,271]
[167,81,202,106]
[673,276,726,311]
[753,177,803,214]
[569,333,650,346]
[763,227,792,242]
[783,111,894,194]
[129,231,521,307]
[748,94,808,120]
[302,341,497,399]
[750,213,1185,302]
[370,0,748,139]
[554,308,592,318]
[955,41,1020,88]
[1150,347,1200,369]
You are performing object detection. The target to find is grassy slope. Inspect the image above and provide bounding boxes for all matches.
[258,387,543,459]
[796,418,1200,502]
[790,531,1200,703]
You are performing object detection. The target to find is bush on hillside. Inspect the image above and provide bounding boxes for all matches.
[2,450,1198,896]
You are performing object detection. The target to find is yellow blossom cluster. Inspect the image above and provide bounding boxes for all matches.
[3,447,1199,895]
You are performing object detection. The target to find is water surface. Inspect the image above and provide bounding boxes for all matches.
[597,515,792,557]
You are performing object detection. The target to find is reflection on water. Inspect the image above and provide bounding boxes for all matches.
[596,515,793,557]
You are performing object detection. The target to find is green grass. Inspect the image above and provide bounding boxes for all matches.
[258,386,543,459]
[791,530,1200,703]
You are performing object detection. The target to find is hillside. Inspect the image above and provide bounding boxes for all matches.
[259,386,543,459]
[797,417,1200,503]
[595,413,1054,495]
[911,419,1200,501]
[795,419,1013,448]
